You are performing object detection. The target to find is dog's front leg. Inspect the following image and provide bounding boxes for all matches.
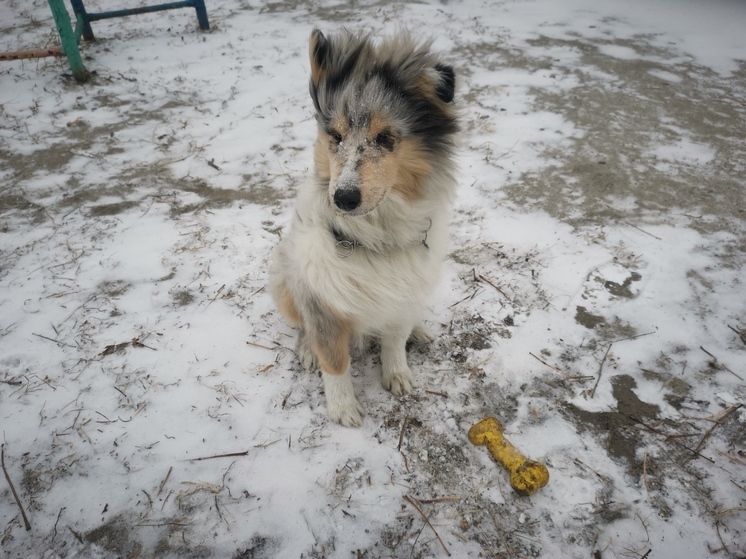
[381,327,414,396]
[322,368,364,427]
[307,311,364,427]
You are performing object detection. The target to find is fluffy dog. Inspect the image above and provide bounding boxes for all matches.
[270,29,458,426]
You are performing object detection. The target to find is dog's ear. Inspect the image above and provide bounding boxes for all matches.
[433,63,455,103]
[309,28,330,89]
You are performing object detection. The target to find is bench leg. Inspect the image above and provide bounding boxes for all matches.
[48,0,90,82]
[193,0,210,30]
[69,0,96,40]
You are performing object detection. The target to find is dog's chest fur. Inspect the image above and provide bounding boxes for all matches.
[282,187,448,334]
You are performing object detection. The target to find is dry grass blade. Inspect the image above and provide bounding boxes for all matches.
[693,404,740,455]
[416,495,461,504]
[157,466,173,497]
[403,495,451,557]
[1,444,31,531]
[476,273,511,300]
[530,352,594,382]
[727,324,746,345]
[700,346,744,380]
[100,338,155,357]
[397,416,409,452]
[189,450,250,461]
[590,332,656,398]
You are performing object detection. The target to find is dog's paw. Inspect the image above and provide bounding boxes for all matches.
[327,397,365,427]
[382,368,413,396]
[296,332,317,370]
[323,371,365,427]
[408,323,435,344]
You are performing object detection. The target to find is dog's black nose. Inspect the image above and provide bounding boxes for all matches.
[333,189,362,211]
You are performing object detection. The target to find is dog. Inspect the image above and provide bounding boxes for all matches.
[269,28,458,426]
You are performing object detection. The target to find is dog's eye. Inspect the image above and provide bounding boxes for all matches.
[374,131,395,151]
[329,131,343,145]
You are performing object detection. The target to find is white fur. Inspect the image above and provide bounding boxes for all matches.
[271,171,453,426]
[269,30,457,426]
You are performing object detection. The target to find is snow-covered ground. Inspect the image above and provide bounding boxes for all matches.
[1,1,744,557]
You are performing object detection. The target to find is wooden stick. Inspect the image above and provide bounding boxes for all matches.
[157,466,173,497]
[624,222,662,240]
[727,324,746,345]
[416,495,461,504]
[1,444,31,531]
[476,274,511,301]
[32,333,76,348]
[0,48,62,60]
[530,352,594,381]
[693,405,740,455]
[590,332,655,398]
[589,343,613,398]
[188,450,249,462]
[403,495,450,557]
[700,347,743,380]
[245,340,275,351]
[623,414,715,463]
[397,416,409,452]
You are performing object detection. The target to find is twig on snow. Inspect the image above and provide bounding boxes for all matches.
[69,526,84,543]
[397,416,409,452]
[590,331,655,398]
[700,347,743,380]
[206,284,225,307]
[99,338,156,357]
[157,466,173,497]
[32,332,76,348]
[403,495,451,557]
[1,444,31,531]
[52,507,65,542]
[188,450,250,462]
[624,222,662,240]
[245,340,275,351]
[590,343,613,399]
[622,413,715,463]
[727,324,746,345]
[693,404,741,455]
[475,273,511,301]
[530,352,594,382]
[416,495,461,504]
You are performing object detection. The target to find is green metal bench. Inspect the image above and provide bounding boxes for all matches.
[0,0,89,82]
[69,0,209,41]
[0,0,209,83]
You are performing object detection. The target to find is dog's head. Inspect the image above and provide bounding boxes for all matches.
[308,29,458,216]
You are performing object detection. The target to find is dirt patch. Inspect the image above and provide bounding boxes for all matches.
[89,200,140,217]
[563,374,659,474]
[171,289,195,306]
[506,37,746,244]
[85,515,139,557]
[575,305,605,329]
[0,194,47,224]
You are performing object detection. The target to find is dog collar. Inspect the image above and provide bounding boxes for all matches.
[332,227,362,258]
[330,218,432,258]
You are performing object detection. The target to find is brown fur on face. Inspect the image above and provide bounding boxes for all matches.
[390,137,432,202]
[318,113,431,212]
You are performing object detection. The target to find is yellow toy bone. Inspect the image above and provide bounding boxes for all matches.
[468,417,549,496]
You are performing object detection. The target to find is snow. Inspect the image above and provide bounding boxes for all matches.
[1,0,745,558]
